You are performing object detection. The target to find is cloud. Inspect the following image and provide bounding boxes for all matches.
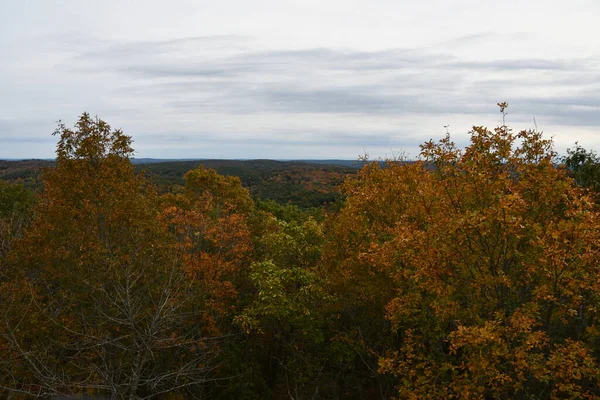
[58,35,599,126]
[134,128,417,160]
[510,94,600,126]
[144,129,406,147]
[0,119,57,140]
[69,35,251,60]
[2,31,599,158]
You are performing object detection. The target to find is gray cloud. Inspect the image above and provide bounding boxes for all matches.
[510,94,600,126]
[142,129,406,147]
[71,35,251,61]
[57,35,600,128]
[2,25,600,159]
[0,136,56,143]
[0,119,57,140]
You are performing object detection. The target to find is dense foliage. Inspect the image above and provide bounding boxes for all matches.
[137,159,354,208]
[1,107,600,399]
[0,158,355,209]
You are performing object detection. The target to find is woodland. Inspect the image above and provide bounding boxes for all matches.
[2,104,600,399]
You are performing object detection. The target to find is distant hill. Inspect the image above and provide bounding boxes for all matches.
[130,158,367,168]
[137,159,358,208]
[0,159,54,189]
[0,158,359,208]
[288,159,367,168]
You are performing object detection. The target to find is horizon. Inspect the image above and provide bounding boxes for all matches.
[0,157,367,161]
[2,0,599,159]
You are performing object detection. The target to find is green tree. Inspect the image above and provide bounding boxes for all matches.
[0,181,35,260]
[563,142,600,194]
[236,213,330,398]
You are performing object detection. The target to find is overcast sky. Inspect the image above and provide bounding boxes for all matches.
[1,0,599,159]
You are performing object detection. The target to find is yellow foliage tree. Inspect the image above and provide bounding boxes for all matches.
[327,105,600,399]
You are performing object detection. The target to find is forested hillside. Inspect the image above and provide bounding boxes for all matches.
[139,159,356,208]
[0,159,53,189]
[0,159,356,209]
[2,108,600,399]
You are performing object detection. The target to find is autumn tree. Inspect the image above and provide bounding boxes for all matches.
[321,161,407,400]
[159,166,254,336]
[0,114,227,399]
[0,181,35,261]
[563,142,600,195]
[326,105,600,399]
[156,165,261,399]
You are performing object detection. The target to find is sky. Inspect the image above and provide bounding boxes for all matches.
[1,0,599,160]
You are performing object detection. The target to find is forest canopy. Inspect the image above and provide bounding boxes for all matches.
[1,106,600,399]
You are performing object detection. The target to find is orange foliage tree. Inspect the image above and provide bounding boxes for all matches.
[159,166,254,336]
[326,105,600,399]
[0,114,245,399]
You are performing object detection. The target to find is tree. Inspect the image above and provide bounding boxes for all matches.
[327,105,600,398]
[157,166,260,399]
[563,142,600,195]
[0,181,35,261]
[236,211,331,398]
[159,166,254,338]
[321,161,408,400]
[0,114,225,399]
